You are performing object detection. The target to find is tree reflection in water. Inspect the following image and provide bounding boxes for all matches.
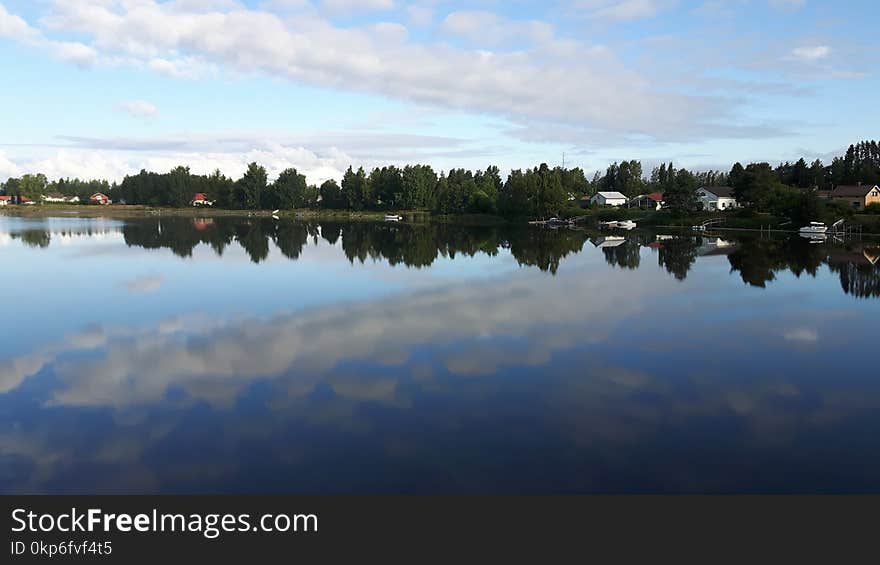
[9,215,880,297]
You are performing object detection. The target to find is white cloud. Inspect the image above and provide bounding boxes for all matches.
[119,99,158,117]
[320,0,394,15]
[0,4,97,66]
[791,45,830,61]
[577,0,676,22]
[147,57,210,79]
[0,150,22,179]
[0,3,40,42]
[0,143,353,185]
[9,0,752,143]
[440,11,554,46]
[405,4,434,26]
[53,41,98,67]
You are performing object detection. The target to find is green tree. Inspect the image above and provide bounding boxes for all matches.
[167,166,194,208]
[535,163,565,217]
[342,167,370,210]
[236,162,267,210]
[663,169,699,215]
[319,179,346,209]
[401,164,438,209]
[369,166,403,208]
[269,168,310,209]
[19,173,48,201]
[206,169,234,208]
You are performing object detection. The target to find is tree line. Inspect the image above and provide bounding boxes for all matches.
[2,141,879,218]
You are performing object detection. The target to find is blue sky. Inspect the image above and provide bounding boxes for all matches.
[0,0,877,184]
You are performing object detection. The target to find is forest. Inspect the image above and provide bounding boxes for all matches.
[2,140,880,220]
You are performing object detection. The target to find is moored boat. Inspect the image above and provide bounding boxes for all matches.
[799,221,827,234]
[385,213,402,221]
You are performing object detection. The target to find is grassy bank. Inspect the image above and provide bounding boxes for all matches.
[0,205,513,224]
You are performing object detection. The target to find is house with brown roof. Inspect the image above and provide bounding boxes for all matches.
[0,195,10,206]
[825,185,880,210]
[628,192,664,210]
[90,193,111,205]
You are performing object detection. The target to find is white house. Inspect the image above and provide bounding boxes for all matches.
[0,196,10,206]
[43,192,79,204]
[590,191,628,207]
[696,186,739,211]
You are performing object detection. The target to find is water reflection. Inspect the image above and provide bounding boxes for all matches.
[2,216,880,493]
[5,216,879,298]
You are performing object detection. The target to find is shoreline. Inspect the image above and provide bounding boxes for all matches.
[3,205,880,235]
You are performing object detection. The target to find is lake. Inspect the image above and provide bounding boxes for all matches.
[2,214,879,493]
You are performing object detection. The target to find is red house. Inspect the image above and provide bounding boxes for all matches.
[191,193,214,207]
[90,193,111,205]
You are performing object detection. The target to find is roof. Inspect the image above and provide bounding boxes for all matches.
[46,192,65,198]
[832,185,879,197]
[192,193,208,200]
[594,191,628,200]
[646,192,664,202]
[698,186,735,198]
[0,196,11,201]
[90,193,108,198]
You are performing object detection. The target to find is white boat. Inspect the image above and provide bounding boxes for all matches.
[799,222,827,234]
[547,217,570,226]
[692,225,707,231]
[272,209,280,215]
[384,214,402,221]
[599,221,619,229]
[616,220,637,230]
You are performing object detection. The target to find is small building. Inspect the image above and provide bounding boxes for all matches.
[20,196,35,205]
[42,192,68,203]
[628,192,664,210]
[0,196,10,206]
[590,191,628,207]
[696,186,739,211]
[90,193,111,205]
[66,195,80,204]
[826,185,880,210]
[191,193,214,207]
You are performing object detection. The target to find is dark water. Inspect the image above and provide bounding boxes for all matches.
[2,214,880,493]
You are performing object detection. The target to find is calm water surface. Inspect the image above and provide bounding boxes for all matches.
[2,214,879,493]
